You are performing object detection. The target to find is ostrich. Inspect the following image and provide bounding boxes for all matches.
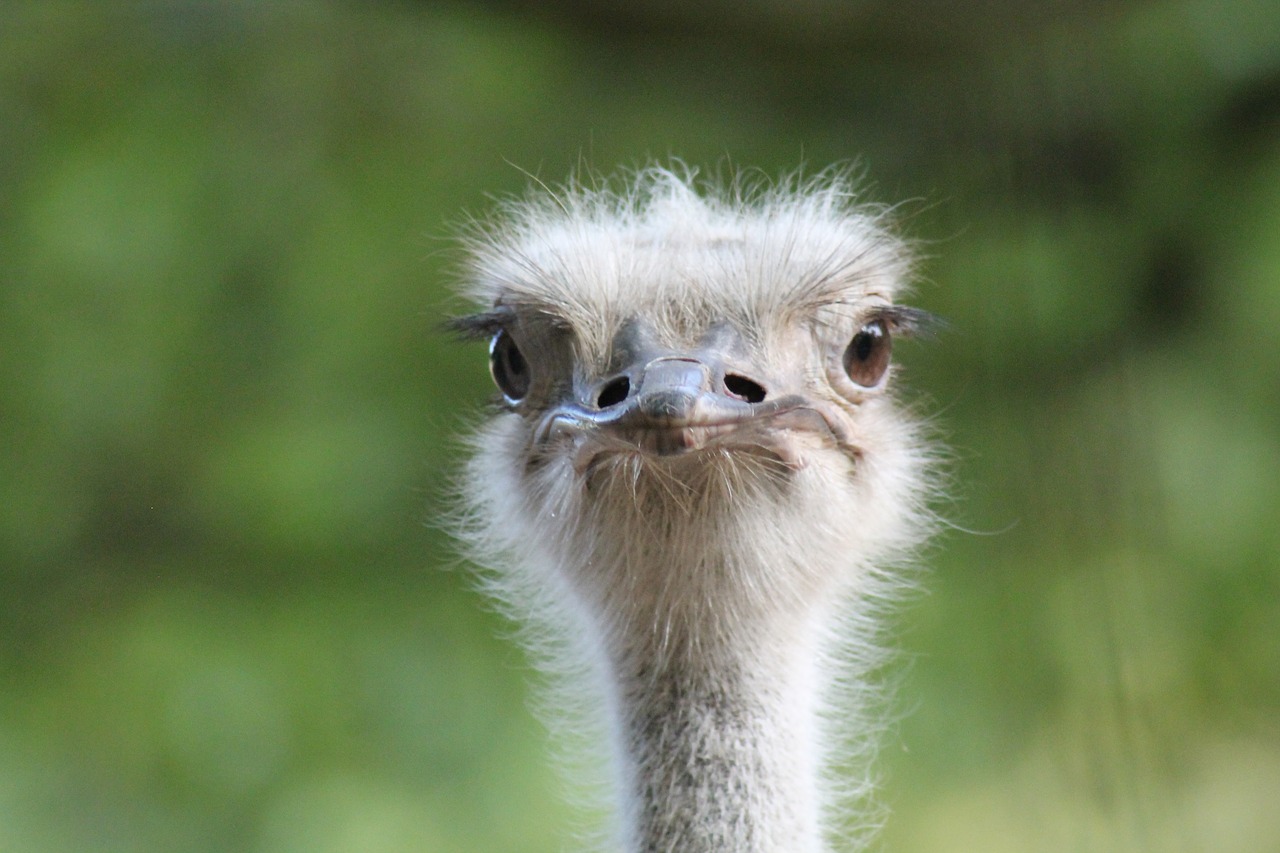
[451,166,938,853]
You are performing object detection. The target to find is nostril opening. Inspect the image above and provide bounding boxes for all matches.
[724,374,766,404]
[597,376,632,408]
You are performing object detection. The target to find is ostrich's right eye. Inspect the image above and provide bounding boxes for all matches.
[489,329,531,402]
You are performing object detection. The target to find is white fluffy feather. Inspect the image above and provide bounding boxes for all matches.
[453,165,940,852]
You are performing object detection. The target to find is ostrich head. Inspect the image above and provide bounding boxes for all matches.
[453,167,937,853]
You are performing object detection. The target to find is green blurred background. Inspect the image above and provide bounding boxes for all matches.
[2,2,1278,851]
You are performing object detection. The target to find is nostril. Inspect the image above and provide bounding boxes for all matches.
[597,376,632,408]
[723,374,766,403]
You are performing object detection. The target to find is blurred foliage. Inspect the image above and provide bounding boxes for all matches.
[1,1,1277,851]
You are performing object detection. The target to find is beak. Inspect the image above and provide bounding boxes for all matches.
[535,355,817,457]
[624,357,721,424]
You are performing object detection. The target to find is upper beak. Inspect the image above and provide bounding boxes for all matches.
[620,357,726,425]
[535,355,817,455]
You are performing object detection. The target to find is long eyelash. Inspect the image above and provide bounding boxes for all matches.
[871,305,946,338]
[445,309,513,340]
[445,304,577,340]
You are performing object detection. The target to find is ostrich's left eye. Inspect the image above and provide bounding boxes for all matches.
[489,329,531,402]
[842,320,891,387]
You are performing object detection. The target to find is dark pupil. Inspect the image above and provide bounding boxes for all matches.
[504,340,526,377]
[852,331,875,362]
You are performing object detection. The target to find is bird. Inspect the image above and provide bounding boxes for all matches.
[450,165,939,853]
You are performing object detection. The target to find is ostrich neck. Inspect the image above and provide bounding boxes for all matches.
[606,600,830,853]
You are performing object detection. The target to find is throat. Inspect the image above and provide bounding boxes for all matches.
[610,633,828,853]
[565,462,870,852]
